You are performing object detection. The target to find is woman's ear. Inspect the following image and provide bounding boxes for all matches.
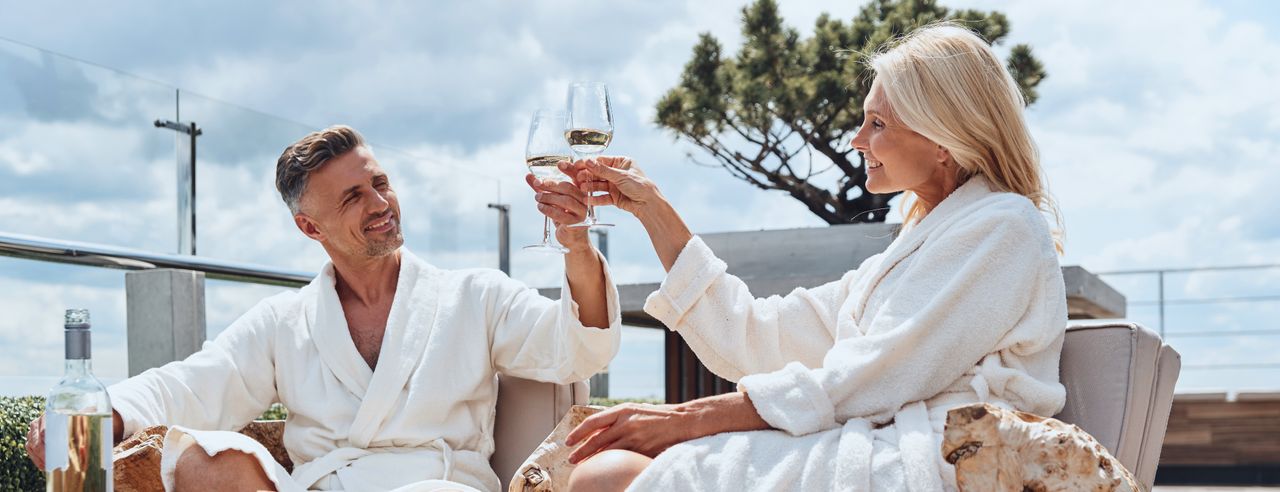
[936,145,952,166]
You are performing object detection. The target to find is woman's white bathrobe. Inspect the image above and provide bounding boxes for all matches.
[628,176,1067,491]
[107,249,621,492]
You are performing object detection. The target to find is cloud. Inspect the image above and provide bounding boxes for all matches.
[1,0,1278,394]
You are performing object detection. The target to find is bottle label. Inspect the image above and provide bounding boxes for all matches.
[44,411,112,491]
[44,412,68,472]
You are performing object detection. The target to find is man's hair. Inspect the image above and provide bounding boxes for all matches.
[275,125,367,215]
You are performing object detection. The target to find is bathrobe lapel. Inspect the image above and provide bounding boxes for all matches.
[307,263,374,399]
[844,176,997,329]
[347,250,440,448]
[304,251,442,447]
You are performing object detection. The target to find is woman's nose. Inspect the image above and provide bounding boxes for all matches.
[849,126,868,151]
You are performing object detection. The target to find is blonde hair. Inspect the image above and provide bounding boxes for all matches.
[867,22,1063,252]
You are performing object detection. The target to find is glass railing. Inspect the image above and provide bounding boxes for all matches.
[0,36,503,395]
[1098,265,1280,393]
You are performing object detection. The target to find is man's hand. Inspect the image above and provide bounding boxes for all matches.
[524,173,592,251]
[25,415,45,471]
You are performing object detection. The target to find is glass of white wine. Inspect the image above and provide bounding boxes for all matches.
[523,109,573,254]
[566,81,614,229]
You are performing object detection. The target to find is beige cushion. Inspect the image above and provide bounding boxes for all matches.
[492,376,588,491]
[1055,322,1180,490]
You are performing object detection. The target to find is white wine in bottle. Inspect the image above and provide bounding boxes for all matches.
[45,309,113,492]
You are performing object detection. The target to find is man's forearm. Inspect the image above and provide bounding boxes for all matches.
[564,245,611,328]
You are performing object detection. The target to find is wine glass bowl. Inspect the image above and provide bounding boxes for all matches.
[566,81,615,229]
[522,109,573,254]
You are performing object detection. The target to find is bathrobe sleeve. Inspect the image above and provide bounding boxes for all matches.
[643,236,857,381]
[486,252,622,384]
[738,201,1062,436]
[107,300,279,438]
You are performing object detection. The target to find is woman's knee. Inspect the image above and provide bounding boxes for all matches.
[569,449,652,492]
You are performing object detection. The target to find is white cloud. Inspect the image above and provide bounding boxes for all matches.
[1,0,1277,394]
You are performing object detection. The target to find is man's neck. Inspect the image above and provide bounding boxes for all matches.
[330,249,402,308]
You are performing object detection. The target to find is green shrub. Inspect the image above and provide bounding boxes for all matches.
[1,395,45,491]
[258,403,288,421]
[589,397,664,407]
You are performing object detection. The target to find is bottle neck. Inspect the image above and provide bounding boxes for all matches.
[64,358,92,377]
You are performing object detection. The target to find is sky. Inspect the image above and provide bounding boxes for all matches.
[0,0,1277,398]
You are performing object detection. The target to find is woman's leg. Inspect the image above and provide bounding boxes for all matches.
[568,449,654,492]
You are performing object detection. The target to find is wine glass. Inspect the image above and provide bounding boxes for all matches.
[522,109,573,254]
[566,81,614,229]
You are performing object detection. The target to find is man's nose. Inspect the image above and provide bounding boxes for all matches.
[366,187,390,212]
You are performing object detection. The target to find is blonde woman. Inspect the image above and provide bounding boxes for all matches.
[559,24,1067,491]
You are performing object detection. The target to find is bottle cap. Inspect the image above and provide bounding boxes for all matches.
[65,309,90,329]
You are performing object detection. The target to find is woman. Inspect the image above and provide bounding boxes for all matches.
[541,24,1067,491]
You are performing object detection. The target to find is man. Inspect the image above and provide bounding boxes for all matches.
[25,125,620,491]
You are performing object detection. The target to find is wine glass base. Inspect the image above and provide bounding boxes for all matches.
[522,244,570,254]
[567,222,614,229]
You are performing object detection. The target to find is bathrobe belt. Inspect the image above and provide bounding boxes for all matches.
[292,438,456,489]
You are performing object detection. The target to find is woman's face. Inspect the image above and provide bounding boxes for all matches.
[850,80,950,196]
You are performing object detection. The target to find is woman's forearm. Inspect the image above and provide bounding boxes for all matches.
[679,391,772,437]
[635,197,694,272]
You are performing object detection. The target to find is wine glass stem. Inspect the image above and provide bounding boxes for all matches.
[542,216,552,245]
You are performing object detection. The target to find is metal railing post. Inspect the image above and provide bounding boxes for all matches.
[155,117,202,256]
[1157,270,1165,338]
[488,203,510,275]
[589,228,610,399]
[590,229,608,260]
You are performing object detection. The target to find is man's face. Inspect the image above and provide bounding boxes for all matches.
[294,146,404,259]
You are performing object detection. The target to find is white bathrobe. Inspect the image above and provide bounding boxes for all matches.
[629,176,1067,491]
[108,249,621,492]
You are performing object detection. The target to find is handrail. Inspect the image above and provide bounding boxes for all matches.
[0,231,313,288]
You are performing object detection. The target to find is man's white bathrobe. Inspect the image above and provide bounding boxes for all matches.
[629,176,1067,491]
[108,249,621,492]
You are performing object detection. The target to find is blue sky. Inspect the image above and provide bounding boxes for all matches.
[0,0,1277,398]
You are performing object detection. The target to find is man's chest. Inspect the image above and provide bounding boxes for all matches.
[344,304,390,369]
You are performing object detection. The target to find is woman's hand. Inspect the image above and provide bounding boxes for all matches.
[565,402,695,464]
[565,392,772,464]
[524,172,591,250]
[559,157,661,217]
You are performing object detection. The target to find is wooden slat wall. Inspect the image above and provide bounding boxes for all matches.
[1160,397,1280,466]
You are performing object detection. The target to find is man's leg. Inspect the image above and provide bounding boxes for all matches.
[173,445,276,492]
[567,449,653,492]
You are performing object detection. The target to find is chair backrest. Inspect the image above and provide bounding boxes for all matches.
[1054,322,1180,490]
[491,376,588,491]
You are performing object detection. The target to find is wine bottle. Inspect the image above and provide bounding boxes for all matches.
[45,309,113,492]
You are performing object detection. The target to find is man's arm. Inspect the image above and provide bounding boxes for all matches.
[562,231,610,329]
[529,173,611,329]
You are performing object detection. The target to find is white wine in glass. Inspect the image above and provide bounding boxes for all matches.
[566,81,614,229]
[523,110,573,254]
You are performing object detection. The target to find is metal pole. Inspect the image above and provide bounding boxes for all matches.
[154,119,202,256]
[188,122,198,255]
[1157,271,1165,337]
[588,228,610,399]
[488,203,510,275]
[591,229,609,260]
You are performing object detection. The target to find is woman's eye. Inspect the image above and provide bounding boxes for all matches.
[872,120,884,129]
